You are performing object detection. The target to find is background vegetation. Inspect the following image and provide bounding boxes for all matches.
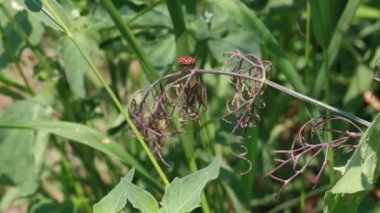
[0,0,379,212]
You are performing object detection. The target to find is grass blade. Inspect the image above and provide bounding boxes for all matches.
[100,0,158,82]
[165,0,190,57]
[0,120,161,189]
[311,0,361,97]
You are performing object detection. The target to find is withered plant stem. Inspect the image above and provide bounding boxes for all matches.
[146,69,371,127]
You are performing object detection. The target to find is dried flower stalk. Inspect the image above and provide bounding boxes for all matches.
[129,50,271,167]
[265,115,362,195]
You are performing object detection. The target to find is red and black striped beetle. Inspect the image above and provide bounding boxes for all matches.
[178,55,196,71]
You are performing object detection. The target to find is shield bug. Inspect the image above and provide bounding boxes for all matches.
[178,55,196,72]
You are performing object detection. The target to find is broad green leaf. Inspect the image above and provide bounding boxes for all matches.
[146,35,175,68]
[15,0,70,31]
[9,12,44,46]
[323,114,380,210]
[60,32,93,98]
[0,11,44,68]
[324,191,366,213]
[161,157,221,213]
[123,180,159,213]
[93,168,135,213]
[0,100,50,196]
[208,29,261,63]
[0,120,158,189]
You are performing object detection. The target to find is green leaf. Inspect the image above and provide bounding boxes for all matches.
[0,100,50,196]
[123,180,159,213]
[60,32,92,98]
[165,0,190,57]
[343,65,373,111]
[208,28,261,63]
[29,197,74,213]
[0,86,24,99]
[310,0,334,48]
[324,191,366,213]
[0,120,158,189]
[355,5,380,19]
[161,157,221,213]
[146,35,175,68]
[100,0,158,82]
[93,168,135,213]
[15,0,70,31]
[311,0,361,97]
[323,114,380,210]
[0,10,44,68]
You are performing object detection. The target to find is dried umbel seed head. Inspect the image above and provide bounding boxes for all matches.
[178,55,196,71]
[265,115,362,196]
[221,51,271,132]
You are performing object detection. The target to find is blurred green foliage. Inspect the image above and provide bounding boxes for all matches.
[0,0,380,212]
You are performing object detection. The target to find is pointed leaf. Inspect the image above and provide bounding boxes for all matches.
[0,120,157,188]
[324,114,380,210]
[60,32,92,98]
[161,157,220,213]
[93,168,135,213]
[0,100,50,196]
[15,0,70,31]
[123,181,159,213]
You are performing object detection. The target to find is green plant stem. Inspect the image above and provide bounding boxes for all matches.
[42,0,170,185]
[165,0,190,56]
[0,73,31,94]
[0,12,34,95]
[311,0,361,97]
[0,3,52,72]
[128,0,164,24]
[198,70,371,127]
[304,0,311,78]
[100,0,158,82]
[14,63,34,94]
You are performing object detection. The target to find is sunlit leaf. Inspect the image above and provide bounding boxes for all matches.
[324,114,380,211]
[123,180,159,213]
[0,100,50,196]
[60,32,93,98]
[15,0,70,31]
[161,157,220,213]
[0,120,158,188]
[93,168,135,213]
